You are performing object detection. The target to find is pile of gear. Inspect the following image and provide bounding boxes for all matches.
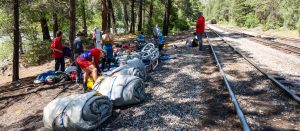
[43,42,160,130]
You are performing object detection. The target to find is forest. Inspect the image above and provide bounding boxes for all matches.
[204,0,300,31]
[0,0,299,81]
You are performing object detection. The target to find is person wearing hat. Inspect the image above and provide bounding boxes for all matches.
[101,32,114,71]
[74,31,85,83]
[196,12,205,50]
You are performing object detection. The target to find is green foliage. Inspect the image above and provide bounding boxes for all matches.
[297,20,300,35]
[204,0,300,34]
[0,40,13,61]
[173,19,190,31]
[22,40,52,66]
[244,13,259,28]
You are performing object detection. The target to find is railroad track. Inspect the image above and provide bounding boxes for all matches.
[206,30,250,131]
[248,37,300,56]
[208,27,300,103]
[213,25,300,55]
[206,28,300,130]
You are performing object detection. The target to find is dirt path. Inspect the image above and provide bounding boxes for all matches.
[0,61,54,85]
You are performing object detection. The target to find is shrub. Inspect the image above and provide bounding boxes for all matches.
[244,13,259,28]
[22,40,52,66]
[173,19,190,31]
[0,40,13,62]
[297,19,300,35]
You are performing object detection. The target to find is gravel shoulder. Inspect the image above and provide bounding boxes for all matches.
[101,38,241,130]
[0,34,242,130]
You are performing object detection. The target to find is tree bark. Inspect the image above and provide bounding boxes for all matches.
[19,35,23,54]
[52,12,59,38]
[149,0,153,21]
[163,0,172,36]
[40,14,51,41]
[107,0,116,33]
[138,0,143,32]
[130,0,135,33]
[107,9,111,29]
[13,0,20,81]
[81,0,87,36]
[102,0,108,32]
[123,3,129,33]
[69,0,76,50]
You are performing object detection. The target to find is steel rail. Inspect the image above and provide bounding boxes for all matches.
[208,27,300,104]
[206,31,251,131]
[249,37,300,56]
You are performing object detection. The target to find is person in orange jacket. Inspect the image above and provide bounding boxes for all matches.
[196,12,205,50]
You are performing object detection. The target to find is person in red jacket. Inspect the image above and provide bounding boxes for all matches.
[50,31,65,71]
[196,12,205,50]
[76,48,105,91]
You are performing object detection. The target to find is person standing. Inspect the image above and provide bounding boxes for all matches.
[101,32,114,71]
[51,31,65,71]
[74,32,85,83]
[196,12,205,50]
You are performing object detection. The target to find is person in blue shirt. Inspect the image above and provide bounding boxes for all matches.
[101,33,114,71]
[136,31,145,43]
[74,32,84,83]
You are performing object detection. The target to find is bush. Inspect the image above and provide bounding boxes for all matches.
[0,40,13,62]
[244,13,259,28]
[22,40,52,66]
[297,19,300,35]
[172,19,190,31]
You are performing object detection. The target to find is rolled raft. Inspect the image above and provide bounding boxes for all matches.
[111,65,147,80]
[43,91,112,131]
[92,75,145,106]
[127,58,146,70]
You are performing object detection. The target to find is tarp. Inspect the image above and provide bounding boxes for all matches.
[43,91,112,131]
[92,75,145,106]
[111,65,147,80]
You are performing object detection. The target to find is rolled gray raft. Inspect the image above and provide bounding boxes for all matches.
[112,65,147,80]
[92,75,145,106]
[43,91,112,131]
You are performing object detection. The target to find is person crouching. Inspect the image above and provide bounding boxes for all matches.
[76,48,105,91]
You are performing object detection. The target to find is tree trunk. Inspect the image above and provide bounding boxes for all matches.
[81,0,87,36]
[102,0,108,32]
[138,0,143,32]
[107,9,111,29]
[149,0,153,21]
[107,0,116,33]
[40,14,51,41]
[130,0,135,33]
[163,0,172,36]
[19,35,23,54]
[69,0,76,50]
[52,12,58,38]
[13,0,20,81]
[143,0,146,25]
[123,3,129,33]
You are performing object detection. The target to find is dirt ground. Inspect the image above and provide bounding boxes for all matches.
[0,29,299,130]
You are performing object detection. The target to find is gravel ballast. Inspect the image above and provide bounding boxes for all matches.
[207,30,300,130]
